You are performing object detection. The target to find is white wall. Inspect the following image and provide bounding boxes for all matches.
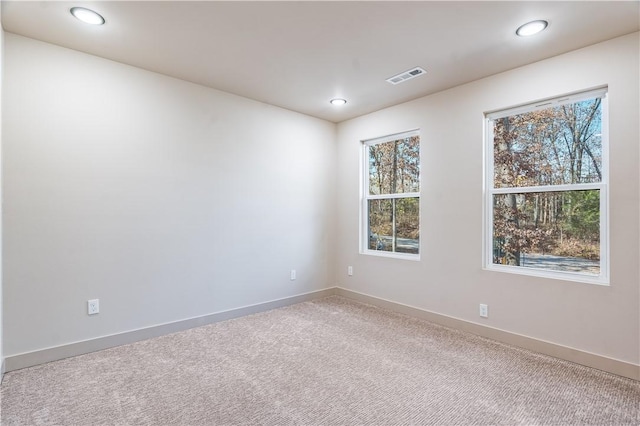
[3,34,336,356]
[336,33,639,365]
[0,4,4,376]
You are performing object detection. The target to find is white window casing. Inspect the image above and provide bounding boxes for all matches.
[362,130,420,260]
[484,88,609,285]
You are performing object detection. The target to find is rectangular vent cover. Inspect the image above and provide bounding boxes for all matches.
[386,67,427,85]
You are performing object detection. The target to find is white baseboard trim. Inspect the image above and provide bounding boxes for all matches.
[4,288,337,373]
[1,358,5,384]
[334,287,639,381]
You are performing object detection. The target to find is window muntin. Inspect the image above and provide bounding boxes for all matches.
[363,131,420,258]
[485,89,608,283]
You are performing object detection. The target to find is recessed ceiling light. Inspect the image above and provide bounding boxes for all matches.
[70,7,105,25]
[516,20,548,37]
[330,98,347,106]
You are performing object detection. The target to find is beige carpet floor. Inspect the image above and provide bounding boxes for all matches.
[1,296,638,425]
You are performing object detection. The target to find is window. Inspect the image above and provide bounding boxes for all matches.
[362,130,420,258]
[485,88,608,284]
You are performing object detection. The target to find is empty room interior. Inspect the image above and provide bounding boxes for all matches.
[0,1,639,424]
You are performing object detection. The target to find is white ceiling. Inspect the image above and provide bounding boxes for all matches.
[2,1,639,123]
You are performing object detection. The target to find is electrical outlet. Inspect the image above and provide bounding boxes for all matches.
[348,266,353,276]
[479,303,488,318]
[88,299,100,315]
[290,269,296,280]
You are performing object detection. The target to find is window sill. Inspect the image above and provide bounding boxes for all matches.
[362,249,420,261]
[484,263,609,286]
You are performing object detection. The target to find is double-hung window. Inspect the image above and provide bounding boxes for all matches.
[485,88,608,284]
[362,130,420,259]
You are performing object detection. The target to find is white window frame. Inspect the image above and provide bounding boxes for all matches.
[361,130,420,260]
[483,88,609,285]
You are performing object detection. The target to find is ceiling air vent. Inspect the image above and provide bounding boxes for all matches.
[386,67,427,85]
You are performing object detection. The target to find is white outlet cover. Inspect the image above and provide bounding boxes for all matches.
[479,304,488,318]
[88,299,100,315]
